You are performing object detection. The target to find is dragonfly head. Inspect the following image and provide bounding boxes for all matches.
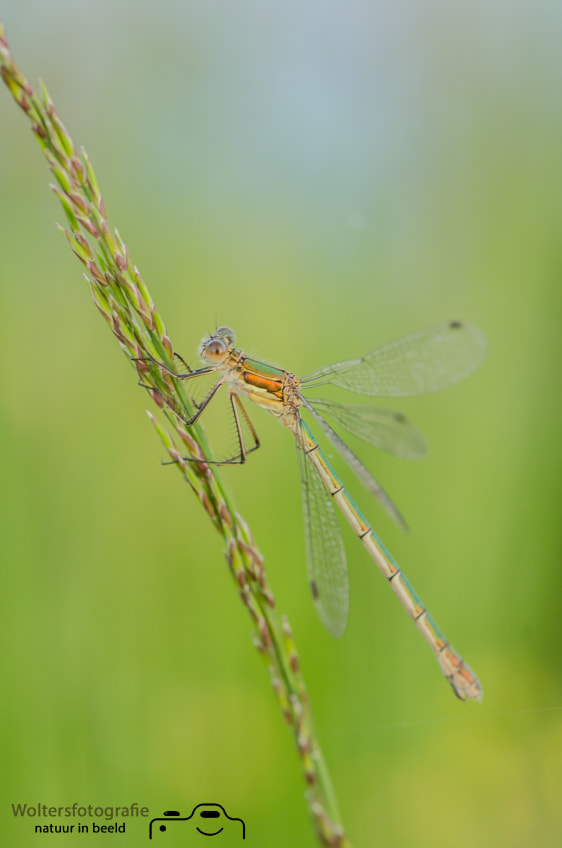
[199,326,236,364]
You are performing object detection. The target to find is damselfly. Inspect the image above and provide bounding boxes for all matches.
[141,321,485,701]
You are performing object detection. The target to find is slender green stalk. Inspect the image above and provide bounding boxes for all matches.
[0,23,353,848]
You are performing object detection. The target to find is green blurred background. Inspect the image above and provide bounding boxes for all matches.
[1,2,561,846]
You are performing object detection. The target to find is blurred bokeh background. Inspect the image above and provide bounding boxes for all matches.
[1,2,561,846]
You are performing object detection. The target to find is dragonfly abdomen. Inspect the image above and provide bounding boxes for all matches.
[300,426,483,702]
[361,528,482,700]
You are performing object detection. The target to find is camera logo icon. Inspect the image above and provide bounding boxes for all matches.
[149,804,246,840]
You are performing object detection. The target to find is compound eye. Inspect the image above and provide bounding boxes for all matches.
[205,339,228,362]
[215,326,236,346]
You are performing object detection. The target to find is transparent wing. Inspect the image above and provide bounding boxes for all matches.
[301,397,408,530]
[296,417,349,637]
[302,321,486,397]
[307,398,427,460]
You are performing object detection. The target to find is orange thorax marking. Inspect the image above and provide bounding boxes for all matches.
[242,370,284,398]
